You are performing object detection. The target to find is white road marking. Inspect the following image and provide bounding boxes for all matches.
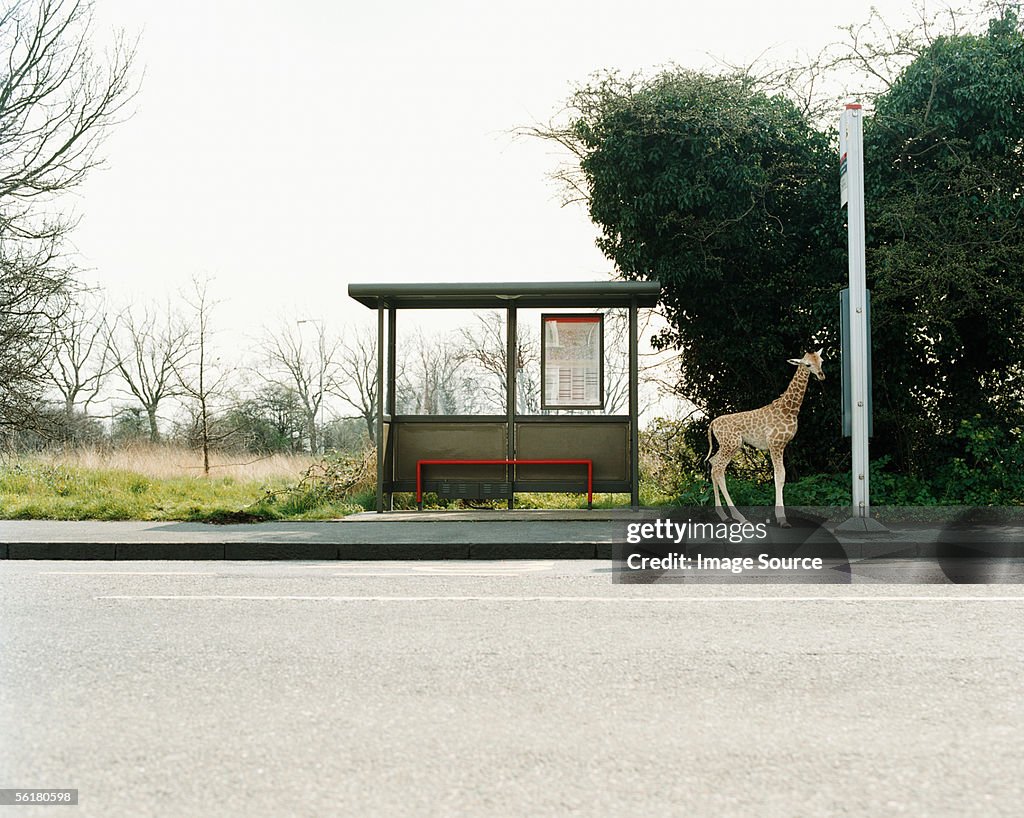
[331,573,544,577]
[94,595,1024,602]
[42,571,216,576]
[411,561,554,575]
[332,572,553,577]
[331,561,557,578]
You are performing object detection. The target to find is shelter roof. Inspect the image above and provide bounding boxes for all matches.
[348,280,661,310]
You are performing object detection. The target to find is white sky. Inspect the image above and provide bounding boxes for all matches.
[70,0,928,345]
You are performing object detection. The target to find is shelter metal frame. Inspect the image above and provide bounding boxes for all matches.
[348,281,661,511]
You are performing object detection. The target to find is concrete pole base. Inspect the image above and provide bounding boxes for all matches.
[835,515,890,534]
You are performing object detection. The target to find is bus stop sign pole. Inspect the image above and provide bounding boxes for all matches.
[839,103,877,528]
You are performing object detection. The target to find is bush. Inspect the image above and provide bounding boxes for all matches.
[934,416,1024,505]
[249,449,376,519]
[641,416,773,501]
[639,415,1024,508]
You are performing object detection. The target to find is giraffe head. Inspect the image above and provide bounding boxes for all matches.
[787,349,825,381]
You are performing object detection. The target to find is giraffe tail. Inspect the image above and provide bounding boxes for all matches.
[705,422,715,462]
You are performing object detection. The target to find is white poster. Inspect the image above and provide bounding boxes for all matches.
[542,315,603,409]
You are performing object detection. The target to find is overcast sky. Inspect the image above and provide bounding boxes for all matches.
[73,0,924,341]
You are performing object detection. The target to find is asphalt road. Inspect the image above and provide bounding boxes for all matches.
[2,561,1023,817]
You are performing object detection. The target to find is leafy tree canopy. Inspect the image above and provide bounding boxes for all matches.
[866,8,1024,468]
[534,5,1024,476]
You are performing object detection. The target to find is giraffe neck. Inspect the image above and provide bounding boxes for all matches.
[776,366,810,418]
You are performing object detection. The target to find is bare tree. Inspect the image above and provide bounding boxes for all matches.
[589,310,670,417]
[259,321,340,454]
[602,311,632,415]
[0,243,70,432]
[397,329,470,415]
[48,290,111,422]
[334,325,378,444]
[0,0,137,432]
[456,312,540,414]
[714,1,999,128]
[174,277,231,474]
[227,384,306,454]
[1,0,137,237]
[108,301,193,443]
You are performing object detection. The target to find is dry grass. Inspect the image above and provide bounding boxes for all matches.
[26,444,315,481]
[0,445,381,521]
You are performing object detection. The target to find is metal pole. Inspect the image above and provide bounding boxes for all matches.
[386,306,396,510]
[843,104,870,518]
[629,298,640,510]
[375,300,385,513]
[506,306,517,510]
[387,307,396,416]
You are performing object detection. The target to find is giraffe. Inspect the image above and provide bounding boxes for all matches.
[705,350,825,527]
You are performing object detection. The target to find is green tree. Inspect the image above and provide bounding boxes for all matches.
[535,70,846,474]
[864,8,1024,472]
[534,6,1024,483]
[222,386,307,454]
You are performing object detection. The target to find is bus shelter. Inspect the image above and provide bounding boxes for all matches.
[348,281,661,511]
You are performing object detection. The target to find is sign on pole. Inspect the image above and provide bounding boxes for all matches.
[839,116,849,207]
[840,288,873,438]
[841,103,871,519]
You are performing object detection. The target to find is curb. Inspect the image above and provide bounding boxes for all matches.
[1,542,610,560]
[5,541,1015,560]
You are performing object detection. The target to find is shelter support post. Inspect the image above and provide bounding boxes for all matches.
[387,307,396,415]
[386,306,396,510]
[376,300,385,512]
[629,297,639,510]
[506,306,517,509]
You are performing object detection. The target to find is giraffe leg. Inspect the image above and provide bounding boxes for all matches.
[710,458,723,509]
[708,421,724,511]
[769,444,789,528]
[711,440,747,524]
[717,465,749,524]
[710,457,729,521]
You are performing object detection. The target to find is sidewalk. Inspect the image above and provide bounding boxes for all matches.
[2,509,1020,560]
[0,510,641,560]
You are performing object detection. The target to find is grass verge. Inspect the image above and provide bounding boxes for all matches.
[0,451,373,522]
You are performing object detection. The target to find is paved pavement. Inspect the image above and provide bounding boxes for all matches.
[4,508,1022,561]
[1,560,1022,817]
[0,511,635,559]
